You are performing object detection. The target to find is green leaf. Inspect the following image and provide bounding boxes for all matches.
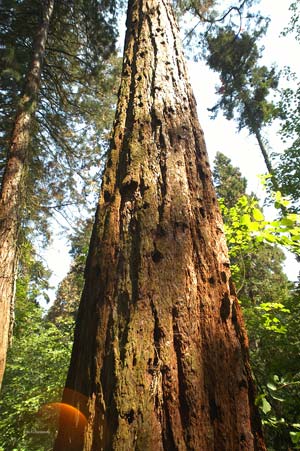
[241,214,251,226]
[267,382,277,391]
[261,397,272,414]
[270,395,284,402]
[252,208,264,221]
[281,218,295,227]
[287,214,299,221]
[248,221,260,232]
[291,234,300,240]
[290,431,300,444]
[264,233,276,243]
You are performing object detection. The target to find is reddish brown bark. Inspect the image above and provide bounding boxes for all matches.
[54,0,266,449]
[0,0,54,389]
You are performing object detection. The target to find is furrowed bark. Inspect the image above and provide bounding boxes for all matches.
[0,0,54,389]
[54,0,266,449]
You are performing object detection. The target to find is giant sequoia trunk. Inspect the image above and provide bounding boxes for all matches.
[54,1,266,449]
[0,0,54,388]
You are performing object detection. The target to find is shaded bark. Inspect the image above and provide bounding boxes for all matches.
[0,0,54,389]
[54,0,266,449]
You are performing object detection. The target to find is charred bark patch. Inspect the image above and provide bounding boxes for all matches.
[129,217,141,303]
[150,297,163,362]
[120,178,139,196]
[151,248,164,263]
[197,163,207,183]
[96,316,119,449]
[239,379,248,389]
[162,407,178,451]
[104,190,112,203]
[231,300,242,340]
[208,276,216,285]
[220,292,231,322]
[140,177,149,196]
[229,276,236,295]
[124,408,135,424]
[117,291,130,362]
[209,395,220,422]
[155,224,167,237]
[221,271,227,283]
[100,314,116,408]
[199,207,206,218]
[174,221,189,232]
[172,306,190,444]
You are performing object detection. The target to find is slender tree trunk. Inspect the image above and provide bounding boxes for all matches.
[55,1,266,449]
[0,0,54,389]
[254,128,280,193]
[243,102,280,194]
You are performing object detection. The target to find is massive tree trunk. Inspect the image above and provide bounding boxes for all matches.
[0,0,54,389]
[54,0,266,449]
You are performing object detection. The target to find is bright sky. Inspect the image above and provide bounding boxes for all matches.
[188,0,300,281]
[43,0,299,307]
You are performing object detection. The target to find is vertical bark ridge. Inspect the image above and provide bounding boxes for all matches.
[54,1,266,450]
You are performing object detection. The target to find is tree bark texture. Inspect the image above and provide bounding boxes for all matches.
[55,1,266,449]
[0,0,54,389]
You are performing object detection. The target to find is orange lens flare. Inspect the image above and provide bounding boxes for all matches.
[41,402,87,431]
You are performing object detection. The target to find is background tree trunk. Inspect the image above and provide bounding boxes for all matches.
[253,128,280,193]
[0,0,54,389]
[55,0,266,449]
